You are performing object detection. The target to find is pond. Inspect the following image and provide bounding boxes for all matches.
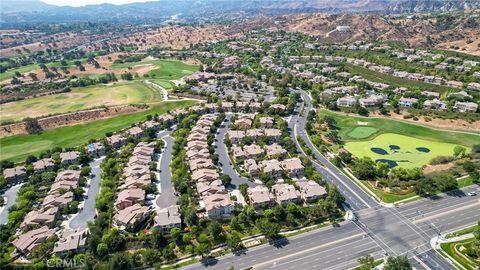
[416,147,431,153]
[376,159,398,168]
[371,147,388,155]
[389,145,400,151]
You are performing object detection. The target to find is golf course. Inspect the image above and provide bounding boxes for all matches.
[0,81,160,123]
[321,110,480,168]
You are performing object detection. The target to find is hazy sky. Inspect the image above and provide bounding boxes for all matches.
[42,0,158,7]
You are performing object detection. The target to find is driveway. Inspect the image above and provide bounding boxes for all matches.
[69,157,104,229]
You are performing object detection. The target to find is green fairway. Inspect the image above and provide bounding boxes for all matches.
[0,100,197,162]
[345,133,465,169]
[0,59,87,81]
[347,126,379,139]
[112,59,198,80]
[321,110,480,147]
[0,81,160,123]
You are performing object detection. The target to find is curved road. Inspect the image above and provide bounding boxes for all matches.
[214,113,258,188]
[69,157,104,229]
[0,183,23,225]
[155,128,179,208]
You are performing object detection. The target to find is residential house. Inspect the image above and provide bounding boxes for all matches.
[281,158,305,178]
[192,168,219,183]
[33,158,55,173]
[12,226,56,258]
[259,117,274,128]
[60,151,80,165]
[271,184,300,205]
[52,228,88,255]
[243,144,264,159]
[336,96,356,107]
[203,193,235,219]
[226,130,245,144]
[297,181,327,202]
[423,99,447,110]
[127,126,144,138]
[264,143,287,159]
[21,207,59,230]
[259,159,283,179]
[115,188,145,210]
[42,191,74,209]
[85,142,105,157]
[399,97,418,108]
[3,166,27,184]
[106,134,127,149]
[114,203,150,228]
[454,102,478,113]
[246,129,264,141]
[264,128,281,143]
[154,205,182,233]
[244,159,260,178]
[247,186,275,208]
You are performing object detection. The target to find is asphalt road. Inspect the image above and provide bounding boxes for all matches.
[214,113,258,188]
[0,183,23,225]
[69,157,104,229]
[155,129,179,209]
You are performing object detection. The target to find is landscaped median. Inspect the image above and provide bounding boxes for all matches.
[435,222,480,270]
[0,100,197,163]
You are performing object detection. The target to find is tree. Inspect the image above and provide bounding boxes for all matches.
[24,117,42,134]
[108,252,133,270]
[357,254,375,270]
[384,256,412,270]
[227,231,243,251]
[327,184,345,207]
[414,177,436,197]
[195,242,211,258]
[353,157,376,180]
[103,229,126,252]
[453,146,466,158]
[256,218,281,240]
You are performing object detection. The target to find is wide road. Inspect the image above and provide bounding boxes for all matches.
[155,128,179,209]
[70,157,104,229]
[0,183,23,225]
[214,113,257,188]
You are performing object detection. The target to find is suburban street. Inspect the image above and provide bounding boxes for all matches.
[0,183,23,225]
[180,90,480,270]
[69,157,104,229]
[155,128,179,208]
[214,113,258,188]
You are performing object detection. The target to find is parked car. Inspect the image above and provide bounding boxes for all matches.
[467,191,476,196]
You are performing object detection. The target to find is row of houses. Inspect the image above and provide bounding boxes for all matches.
[186,114,235,219]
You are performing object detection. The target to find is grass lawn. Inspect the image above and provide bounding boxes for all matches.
[112,59,198,80]
[0,81,161,123]
[348,126,379,139]
[344,63,456,95]
[447,224,479,239]
[0,100,197,162]
[152,79,175,89]
[458,176,474,189]
[440,240,478,270]
[352,259,384,270]
[0,59,88,81]
[321,110,480,147]
[345,133,465,169]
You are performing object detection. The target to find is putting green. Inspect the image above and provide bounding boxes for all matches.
[347,126,378,139]
[345,133,467,169]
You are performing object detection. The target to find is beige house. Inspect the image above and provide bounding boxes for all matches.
[259,117,274,128]
[52,228,88,255]
[114,203,150,228]
[259,159,283,179]
[60,151,80,165]
[243,144,264,159]
[203,193,235,219]
[265,143,287,158]
[106,134,127,149]
[297,181,327,202]
[272,183,300,205]
[247,186,275,208]
[127,126,144,138]
[33,158,55,173]
[115,188,145,210]
[281,158,305,178]
[42,191,74,209]
[154,205,182,234]
[12,226,56,258]
[227,130,246,144]
[264,128,282,142]
[232,146,246,161]
[3,166,27,184]
[192,168,219,183]
[21,207,59,230]
[244,159,260,178]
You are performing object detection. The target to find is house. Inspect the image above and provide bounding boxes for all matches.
[3,166,27,184]
[264,143,287,158]
[281,158,305,178]
[127,126,144,138]
[52,228,88,255]
[115,188,145,210]
[259,159,283,179]
[106,134,127,149]
[246,129,264,141]
[56,170,81,182]
[128,155,152,167]
[12,226,56,258]
[85,142,105,157]
[454,102,478,113]
[271,184,300,205]
[226,130,245,144]
[60,151,80,165]
[33,158,55,173]
[192,168,219,183]
[42,191,74,209]
[154,205,182,234]
[243,144,264,159]
[468,82,480,91]
[244,159,260,177]
[189,158,215,172]
[336,96,356,107]
[186,140,209,152]
[196,180,225,196]
[264,128,281,142]
[399,97,418,107]
[21,207,59,230]
[203,193,235,219]
[270,104,287,110]
[186,148,210,161]
[448,91,472,99]
[259,117,274,128]
[232,146,246,162]
[114,203,150,228]
[247,186,275,208]
[297,181,327,202]
[423,99,447,110]
[236,118,252,129]
[121,174,151,190]
[142,120,161,131]
[421,91,440,99]
[124,164,150,178]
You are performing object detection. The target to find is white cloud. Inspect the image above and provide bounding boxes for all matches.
[42,0,158,7]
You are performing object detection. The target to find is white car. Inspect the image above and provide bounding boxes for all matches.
[467,191,476,196]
